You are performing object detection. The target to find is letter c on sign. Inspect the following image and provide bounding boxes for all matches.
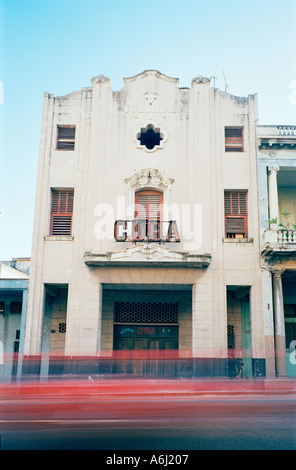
[114,220,127,241]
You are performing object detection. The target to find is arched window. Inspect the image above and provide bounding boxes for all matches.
[134,190,163,241]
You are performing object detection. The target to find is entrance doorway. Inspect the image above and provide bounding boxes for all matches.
[113,324,179,377]
[227,286,252,377]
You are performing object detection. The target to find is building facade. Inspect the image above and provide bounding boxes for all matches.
[23,70,268,378]
[257,125,296,377]
[0,259,29,380]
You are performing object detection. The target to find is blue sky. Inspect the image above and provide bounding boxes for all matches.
[1,0,296,260]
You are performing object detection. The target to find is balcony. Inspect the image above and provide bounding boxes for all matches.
[261,162,296,261]
[263,228,296,246]
[277,126,296,136]
[258,125,296,149]
[277,229,296,244]
[262,228,296,262]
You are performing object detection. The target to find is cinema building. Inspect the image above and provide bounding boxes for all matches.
[24,70,267,378]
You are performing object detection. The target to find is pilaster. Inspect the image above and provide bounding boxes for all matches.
[272,270,287,377]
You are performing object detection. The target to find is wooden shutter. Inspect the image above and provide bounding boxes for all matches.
[50,190,74,235]
[136,194,149,220]
[225,218,245,235]
[57,126,76,150]
[225,191,247,238]
[225,192,247,216]
[225,128,243,152]
[135,191,163,240]
[135,191,162,220]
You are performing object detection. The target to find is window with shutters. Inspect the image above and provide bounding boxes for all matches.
[225,127,244,152]
[50,189,74,236]
[224,191,248,238]
[57,126,76,150]
[134,190,163,241]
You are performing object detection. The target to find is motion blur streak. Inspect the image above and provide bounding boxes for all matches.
[1,354,295,450]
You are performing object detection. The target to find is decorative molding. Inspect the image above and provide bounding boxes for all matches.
[125,168,174,189]
[144,92,158,105]
[192,76,211,85]
[124,169,174,234]
[268,165,280,175]
[272,269,285,279]
[91,75,110,85]
[258,137,296,150]
[84,245,211,268]
[261,242,296,269]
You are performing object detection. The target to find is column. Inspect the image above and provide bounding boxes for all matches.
[273,271,287,377]
[192,284,198,357]
[262,270,276,378]
[16,288,28,380]
[268,165,280,227]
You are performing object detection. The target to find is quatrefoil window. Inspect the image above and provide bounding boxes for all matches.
[136,124,166,152]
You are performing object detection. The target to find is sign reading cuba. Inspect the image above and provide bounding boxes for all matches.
[114,219,180,242]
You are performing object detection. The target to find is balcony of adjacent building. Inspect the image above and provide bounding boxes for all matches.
[258,125,296,151]
[257,130,296,377]
[261,165,296,259]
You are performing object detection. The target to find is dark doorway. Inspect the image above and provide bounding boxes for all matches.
[113,324,179,377]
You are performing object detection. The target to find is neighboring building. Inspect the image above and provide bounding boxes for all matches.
[24,70,266,378]
[257,126,296,377]
[0,259,29,380]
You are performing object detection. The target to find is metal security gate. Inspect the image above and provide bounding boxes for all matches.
[113,302,179,377]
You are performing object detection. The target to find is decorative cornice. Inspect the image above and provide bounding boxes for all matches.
[84,245,211,268]
[258,137,296,150]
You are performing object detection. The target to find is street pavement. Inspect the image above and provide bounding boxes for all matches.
[0,378,295,450]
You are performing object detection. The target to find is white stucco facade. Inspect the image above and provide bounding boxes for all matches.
[24,71,266,377]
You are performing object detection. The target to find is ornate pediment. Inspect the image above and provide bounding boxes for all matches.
[84,244,211,268]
